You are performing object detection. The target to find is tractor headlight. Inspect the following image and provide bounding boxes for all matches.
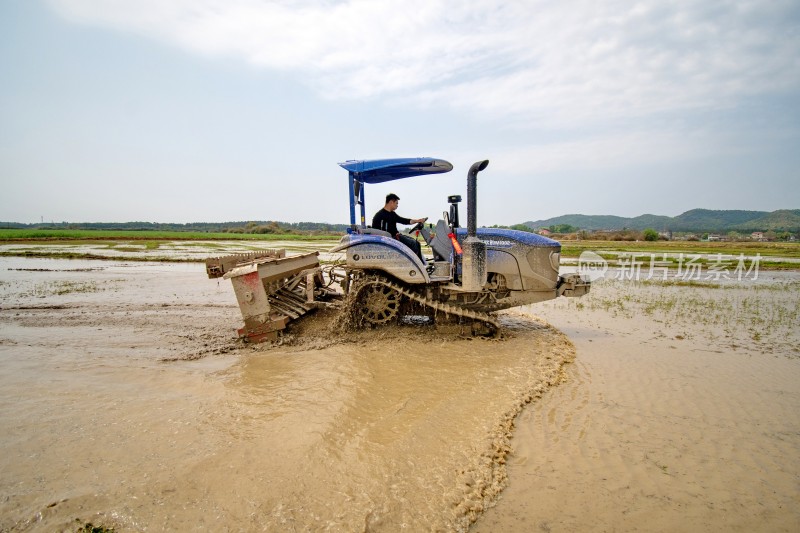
[549,251,560,273]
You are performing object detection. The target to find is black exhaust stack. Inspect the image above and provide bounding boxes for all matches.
[462,160,489,291]
[466,160,488,237]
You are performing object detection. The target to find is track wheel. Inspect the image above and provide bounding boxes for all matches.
[357,280,401,325]
[471,319,498,338]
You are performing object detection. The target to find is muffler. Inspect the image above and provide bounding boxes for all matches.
[462,160,489,292]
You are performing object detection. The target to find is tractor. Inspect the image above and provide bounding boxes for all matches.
[330,157,590,334]
[206,157,589,341]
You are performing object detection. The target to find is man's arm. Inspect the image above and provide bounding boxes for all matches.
[396,214,427,225]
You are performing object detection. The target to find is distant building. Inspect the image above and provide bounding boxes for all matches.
[538,228,552,236]
[707,234,722,241]
[751,232,765,241]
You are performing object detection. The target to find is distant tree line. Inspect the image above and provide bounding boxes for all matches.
[490,223,581,234]
[0,220,350,235]
[488,223,536,233]
[224,221,348,235]
[548,224,579,233]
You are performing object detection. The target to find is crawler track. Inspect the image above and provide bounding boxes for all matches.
[350,275,500,336]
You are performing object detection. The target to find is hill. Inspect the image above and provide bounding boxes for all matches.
[525,209,800,233]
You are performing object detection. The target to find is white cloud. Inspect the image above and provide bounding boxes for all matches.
[49,0,800,127]
[485,131,702,176]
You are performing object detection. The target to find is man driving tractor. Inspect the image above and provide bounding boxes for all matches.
[371,193,427,259]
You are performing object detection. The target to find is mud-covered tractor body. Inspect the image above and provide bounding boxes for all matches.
[207,157,589,341]
[332,158,589,330]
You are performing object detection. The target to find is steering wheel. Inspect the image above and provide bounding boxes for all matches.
[407,218,428,233]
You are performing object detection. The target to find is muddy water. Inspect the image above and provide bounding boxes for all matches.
[474,278,800,532]
[0,258,574,532]
[0,240,340,263]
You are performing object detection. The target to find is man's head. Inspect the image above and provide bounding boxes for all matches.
[384,193,400,211]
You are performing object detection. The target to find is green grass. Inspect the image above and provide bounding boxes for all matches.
[0,228,342,242]
[560,239,800,259]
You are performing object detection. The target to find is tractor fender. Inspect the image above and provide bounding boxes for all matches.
[330,234,430,284]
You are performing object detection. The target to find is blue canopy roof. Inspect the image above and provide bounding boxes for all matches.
[339,157,453,184]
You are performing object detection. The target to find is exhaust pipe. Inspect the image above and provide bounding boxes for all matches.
[462,160,489,292]
[466,160,488,237]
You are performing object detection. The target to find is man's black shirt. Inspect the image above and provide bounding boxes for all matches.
[371,209,410,236]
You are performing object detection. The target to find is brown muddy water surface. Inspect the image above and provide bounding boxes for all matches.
[2,257,799,532]
[0,257,573,531]
[477,275,800,532]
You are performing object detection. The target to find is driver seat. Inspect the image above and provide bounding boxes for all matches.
[360,227,392,238]
[430,219,455,261]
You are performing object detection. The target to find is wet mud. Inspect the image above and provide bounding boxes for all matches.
[0,258,575,532]
[476,276,800,532]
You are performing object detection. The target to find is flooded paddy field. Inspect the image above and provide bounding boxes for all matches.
[477,275,800,532]
[0,256,573,532]
[0,239,340,263]
[1,244,799,532]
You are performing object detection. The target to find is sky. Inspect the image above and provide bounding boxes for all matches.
[1,0,799,226]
